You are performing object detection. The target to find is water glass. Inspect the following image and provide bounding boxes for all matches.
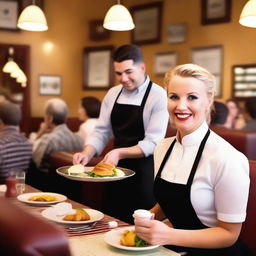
[16,171,26,194]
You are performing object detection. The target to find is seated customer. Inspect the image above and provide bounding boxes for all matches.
[0,100,32,183]
[210,101,229,128]
[77,96,101,143]
[242,97,256,131]
[32,98,83,171]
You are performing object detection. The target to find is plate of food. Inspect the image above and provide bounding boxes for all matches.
[41,207,104,225]
[56,162,135,182]
[104,226,160,251]
[17,192,67,205]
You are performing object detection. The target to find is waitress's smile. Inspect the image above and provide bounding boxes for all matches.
[175,113,192,121]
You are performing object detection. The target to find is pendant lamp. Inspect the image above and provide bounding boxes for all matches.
[239,0,256,28]
[103,0,135,31]
[17,0,48,31]
[2,47,20,74]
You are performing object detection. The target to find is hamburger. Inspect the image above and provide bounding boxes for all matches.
[87,162,125,177]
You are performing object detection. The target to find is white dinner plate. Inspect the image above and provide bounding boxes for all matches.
[41,208,104,225]
[17,192,67,205]
[104,226,160,251]
[56,166,135,182]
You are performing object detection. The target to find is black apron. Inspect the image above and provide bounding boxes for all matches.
[102,81,156,224]
[154,130,250,256]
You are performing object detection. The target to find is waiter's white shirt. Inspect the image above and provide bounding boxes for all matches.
[154,121,250,227]
[86,76,169,157]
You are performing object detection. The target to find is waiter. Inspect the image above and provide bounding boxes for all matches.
[73,45,169,223]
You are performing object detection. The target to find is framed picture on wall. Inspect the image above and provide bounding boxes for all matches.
[130,2,162,45]
[191,45,223,98]
[0,0,19,30]
[83,45,114,90]
[168,24,187,44]
[201,0,231,25]
[232,64,256,99]
[154,52,178,76]
[39,75,62,96]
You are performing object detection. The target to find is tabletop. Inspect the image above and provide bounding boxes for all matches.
[0,184,180,256]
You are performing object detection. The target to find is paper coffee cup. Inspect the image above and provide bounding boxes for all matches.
[133,209,153,219]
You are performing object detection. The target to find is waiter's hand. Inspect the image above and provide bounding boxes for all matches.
[103,149,121,166]
[73,152,90,165]
[134,218,174,246]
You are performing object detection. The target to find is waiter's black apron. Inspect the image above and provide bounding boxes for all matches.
[154,130,250,256]
[102,81,156,224]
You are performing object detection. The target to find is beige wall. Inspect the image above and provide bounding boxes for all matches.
[0,0,254,117]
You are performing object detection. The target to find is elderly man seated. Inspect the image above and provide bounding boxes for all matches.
[28,98,83,189]
[0,100,32,184]
[32,98,83,170]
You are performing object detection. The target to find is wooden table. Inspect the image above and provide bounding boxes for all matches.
[0,184,180,256]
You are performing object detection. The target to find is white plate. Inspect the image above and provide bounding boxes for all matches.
[41,208,104,224]
[17,192,67,205]
[56,166,135,182]
[104,226,160,251]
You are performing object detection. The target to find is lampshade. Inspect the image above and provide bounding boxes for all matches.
[10,68,26,79]
[17,4,48,31]
[239,0,256,28]
[103,4,135,31]
[2,60,20,73]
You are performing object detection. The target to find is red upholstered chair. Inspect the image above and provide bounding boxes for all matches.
[239,160,256,255]
[0,197,71,256]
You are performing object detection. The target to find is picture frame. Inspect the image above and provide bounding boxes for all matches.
[83,45,114,90]
[154,52,178,76]
[201,0,231,25]
[0,0,20,30]
[39,75,61,96]
[130,2,162,45]
[191,45,223,98]
[168,23,187,44]
[232,64,256,99]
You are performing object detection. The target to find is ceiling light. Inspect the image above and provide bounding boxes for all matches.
[17,1,48,31]
[239,0,256,28]
[103,1,134,31]
[2,47,20,73]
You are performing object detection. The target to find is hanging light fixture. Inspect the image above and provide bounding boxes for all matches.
[2,47,20,73]
[17,0,48,31]
[103,0,135,31]
[239,0,256,28]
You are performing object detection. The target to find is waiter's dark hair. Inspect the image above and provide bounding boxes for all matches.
[0,100,21,126]
[113,44,144,64]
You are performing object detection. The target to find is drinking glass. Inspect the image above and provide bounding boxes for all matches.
[16,171,26,194]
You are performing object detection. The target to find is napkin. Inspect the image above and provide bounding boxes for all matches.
[49,202,76,216]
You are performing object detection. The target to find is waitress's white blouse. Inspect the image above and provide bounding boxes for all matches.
[154,121,250,227]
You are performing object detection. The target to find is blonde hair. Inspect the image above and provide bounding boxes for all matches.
[164,64,216,123]
[164,63,216,100]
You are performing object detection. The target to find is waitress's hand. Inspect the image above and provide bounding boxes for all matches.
[73,152,90,165]
[134,218,174,246]
[102,149,122,166]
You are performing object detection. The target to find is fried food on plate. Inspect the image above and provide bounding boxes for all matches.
[68,164,85,175]
[28,194,57,202]
[120,230,148,247]
[63,208,90,221]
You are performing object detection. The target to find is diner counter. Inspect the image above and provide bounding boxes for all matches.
[0,184,180,256]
